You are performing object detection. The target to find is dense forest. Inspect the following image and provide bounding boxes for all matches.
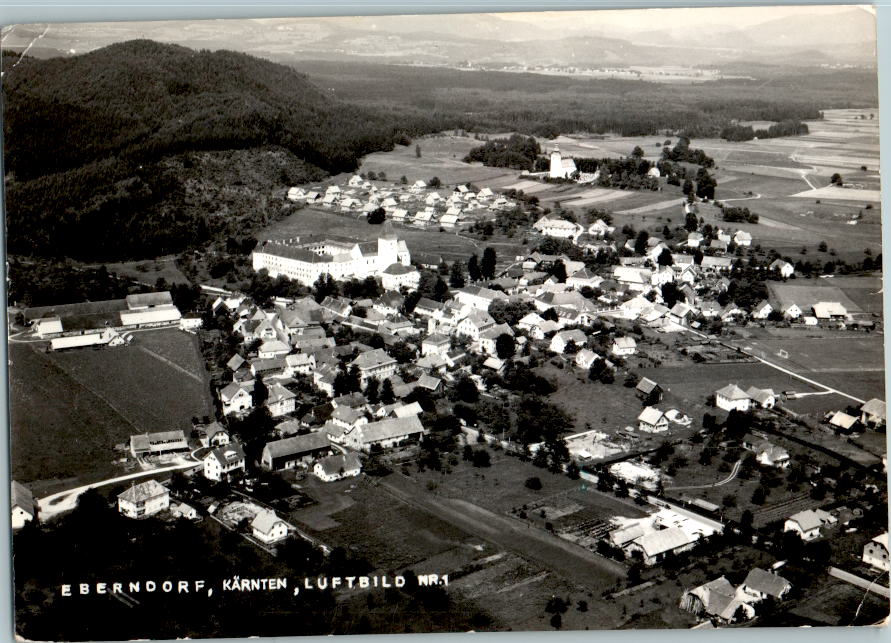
[463,134,541,169]
[720,119,810,142]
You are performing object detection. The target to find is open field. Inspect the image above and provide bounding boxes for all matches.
[100,256,191,286]
[359,134,520,187]
[791,186,881,203]
[9,329,213,489]
[260,206,525,266]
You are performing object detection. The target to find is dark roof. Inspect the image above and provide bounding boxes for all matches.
[257,242,331,263]
[11,481,34,515]
[25,298,128,322]
[636,377,660,394]
[264,433,331,459]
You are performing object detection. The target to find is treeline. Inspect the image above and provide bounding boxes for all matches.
[463,134,540,169]
[295,60,874,139]
[573,147,659,190]
[720,120,810,142]
[722,206,759,224]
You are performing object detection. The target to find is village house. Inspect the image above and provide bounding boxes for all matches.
[611,336,637,357]
[742,434,790,468]
[784,508,837,542]
[746,386,777,409]
[421,333,451,358]
[638,406,669,433]
[456,310,496,342]
[350,348,398,385]
[266,384,297,417]
[812,301,848,321]
[118,480,170,519]
[751,300,773,320]
[11,481,35,529]
[251,509,290,545]
[381,263,421,291]
[739,568,792,604]
[575,348,599,370]
[626,527,699,566]
[198,422,230,448]
[715,383,751,412]
[784,303,803,319]
[478,324,514,356]
[258,339,290,359]
[313,453,363,482]
[220,382,254,415]
[863,533,890,572]
[860,398,886,430]
[680,576,755,624]
[261,433,334,471]
[770,259,795,278]
[203,443,247,481]
[829,410,859,432]
[549,329,587,354]
[453,285,509,312]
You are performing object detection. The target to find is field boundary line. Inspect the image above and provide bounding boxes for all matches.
[136,345,205,384]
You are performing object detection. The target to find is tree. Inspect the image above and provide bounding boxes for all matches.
[684,212,699,232]
[380,378,395,405]
[550,260,567,283]
[471,449,491,467]
[818,240,828,252]
[525,476,542,490]
[415,144,422,158]
[481,247,497,279]
[657,248,673,266]
[449,261,466,288]
[495,333,516,360]
[830,172,843,185]
[467,254,482,282]
[364,377,380,404]
[400,175,408,185]
[429,176,442,188]
[252,373,269,406]
[631,145,644,158]
[367,207,386,224]
[634,230,649,255]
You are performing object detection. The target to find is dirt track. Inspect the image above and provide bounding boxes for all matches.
[376,473,626,590]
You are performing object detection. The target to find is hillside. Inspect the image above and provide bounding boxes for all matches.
[3,40,432,262]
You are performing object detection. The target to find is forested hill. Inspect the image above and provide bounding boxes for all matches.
[3,39,417,180]
[3,40,435,262]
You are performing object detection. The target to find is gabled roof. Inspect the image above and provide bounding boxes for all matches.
[634,527,696,557]
[11,481,34,515]
[861,398,886,419]
[636,377,660,395]
[264,432,330,459]
[716,383,750,401]
[351,348,396,370]
[742,568,791,598]
[359,415,425,443]
[316,453,362,476]
[206,443,246,467]
[118,480,168,504]
[638,406,666,426]
[251,509,286,535]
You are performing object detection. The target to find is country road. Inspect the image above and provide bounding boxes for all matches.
[38,461,201,519]
[376,474,626,590]
[666,460,742,492]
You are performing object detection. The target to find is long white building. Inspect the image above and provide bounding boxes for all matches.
[252,228,411,286]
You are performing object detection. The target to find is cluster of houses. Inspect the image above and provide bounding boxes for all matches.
[680,567,793,625]
[287,175,519,230]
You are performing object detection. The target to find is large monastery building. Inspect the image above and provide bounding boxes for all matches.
[252,225,411,286]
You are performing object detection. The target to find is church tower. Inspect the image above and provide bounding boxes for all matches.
[549,145,563,179]
[377,221,399,268]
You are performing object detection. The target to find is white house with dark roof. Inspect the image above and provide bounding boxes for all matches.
[11,481,35,529]
[739,568,792,603]
[350,348,398,385]
[118,480,170,519]
[313,453,362,482]
[381,263,421,291]
[203,443,246,481]
[261,433,334,471]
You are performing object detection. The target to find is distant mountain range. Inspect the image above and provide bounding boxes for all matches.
[1,8,876,69]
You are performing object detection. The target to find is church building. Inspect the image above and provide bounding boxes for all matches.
[549,145,577,179]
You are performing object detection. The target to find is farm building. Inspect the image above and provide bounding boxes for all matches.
[117,480,170,519]
[334,415,425,452]
[313,453,362,482]
[611,336,637,357]
[812,301,848,321]
[625,527,699,566]
[26,291,182,337]
[636,378,663,402]
[129,430,189,458]
[862,533,890,572]
[11,481,35,530]
[261,433,334,471]
[251,510,290,545]
[532,215,584,239]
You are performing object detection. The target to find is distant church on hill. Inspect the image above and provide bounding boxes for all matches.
[549,145,577,179]
[252,223,411,286]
